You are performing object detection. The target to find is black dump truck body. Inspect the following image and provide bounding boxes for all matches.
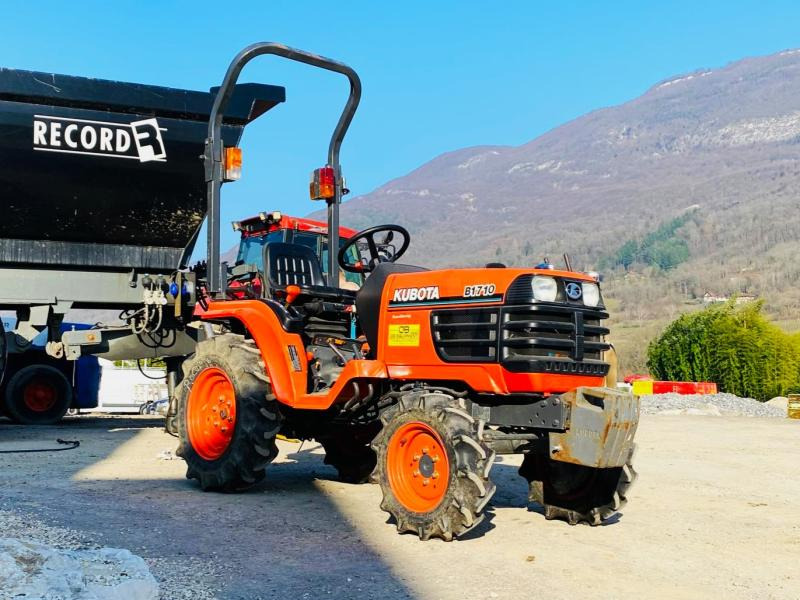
[0,69,284,274]
[0,68,285,421]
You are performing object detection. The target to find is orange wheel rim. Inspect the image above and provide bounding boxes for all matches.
[23,380,57,412]
[187,367,237,461]
[387,421,450,513]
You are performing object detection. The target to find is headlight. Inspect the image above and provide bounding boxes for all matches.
[531,276,558,302]
[582,282,601,307]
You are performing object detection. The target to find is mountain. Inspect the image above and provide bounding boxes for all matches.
[313,48,800,372]
[330,48,800,266]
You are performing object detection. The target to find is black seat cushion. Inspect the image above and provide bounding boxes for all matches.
[264,242,325,288]
[355,263,428,352]
[262,242,356,305]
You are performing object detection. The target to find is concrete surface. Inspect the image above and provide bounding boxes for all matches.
[0,414,798,600]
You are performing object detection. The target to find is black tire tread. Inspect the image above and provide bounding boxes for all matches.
[2,364,72,425]
[175,333,282,492]
[318,420,381,484]
[373,390,496,541]
[319,434,378,484]
[520,445,637,526]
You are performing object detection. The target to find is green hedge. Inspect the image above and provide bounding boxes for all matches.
[647,300,800,401]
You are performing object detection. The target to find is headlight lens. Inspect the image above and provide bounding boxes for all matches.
[531,276,558,302]
[582,282,601,307]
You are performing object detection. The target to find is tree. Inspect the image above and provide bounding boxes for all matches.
[647,300,800,400]
[608,212,694,271]
[522,241,533,257]
[617,240,639,270]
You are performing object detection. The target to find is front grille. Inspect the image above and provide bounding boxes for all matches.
[431,308,497,362]
[432,304,610,375]
[502,305,608,357]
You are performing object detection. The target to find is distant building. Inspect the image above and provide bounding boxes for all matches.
[702,292,757,305]
[702,292,728,304]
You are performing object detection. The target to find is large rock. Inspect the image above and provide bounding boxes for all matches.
[0,538,158,599]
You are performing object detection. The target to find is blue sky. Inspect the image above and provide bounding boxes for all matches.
[2,1,800,251]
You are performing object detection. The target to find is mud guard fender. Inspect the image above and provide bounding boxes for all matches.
[200,300,306,405]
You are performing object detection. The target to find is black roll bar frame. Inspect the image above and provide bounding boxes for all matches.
[203,42,362,295]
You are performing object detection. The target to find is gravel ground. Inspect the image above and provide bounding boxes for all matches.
[639,392,787,417]
[0,426,222,600]
[1,414,798,599]
[0,510,89,551]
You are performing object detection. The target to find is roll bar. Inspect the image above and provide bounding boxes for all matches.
[203,42,362,295]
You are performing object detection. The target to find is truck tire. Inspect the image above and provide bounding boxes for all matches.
[373,389,496,541]
[175,334,282,492]
[0,318,6,386]
[518,445,637,525]
[2,364,73,425]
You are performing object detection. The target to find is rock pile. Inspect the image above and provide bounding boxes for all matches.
[639,392,786,417]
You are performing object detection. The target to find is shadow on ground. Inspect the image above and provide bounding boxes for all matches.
[0,416,416,599]
[1,416,630,598]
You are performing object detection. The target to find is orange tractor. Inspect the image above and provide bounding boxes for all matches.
[174,43,639,540]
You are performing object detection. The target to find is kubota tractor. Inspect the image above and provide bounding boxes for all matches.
[174,43,639,540]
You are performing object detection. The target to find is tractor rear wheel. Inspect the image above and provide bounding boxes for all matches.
[318,423,380,484]
[176,334,282,492]
[373,390,495,541]
[519,445,637,525]
[2,364,72,425]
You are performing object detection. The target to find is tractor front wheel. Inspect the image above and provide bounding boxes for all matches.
[373,390,495,541]
[519,446,637,525]
[176,334,282,491]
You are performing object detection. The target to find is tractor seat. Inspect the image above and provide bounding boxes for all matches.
[355,262,428,353]
[263,242,355,304]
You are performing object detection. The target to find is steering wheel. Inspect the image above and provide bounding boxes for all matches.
[338,224,410,273]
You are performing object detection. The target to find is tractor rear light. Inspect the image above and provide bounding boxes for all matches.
[224,147,242,181]
[310,166,335,200]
